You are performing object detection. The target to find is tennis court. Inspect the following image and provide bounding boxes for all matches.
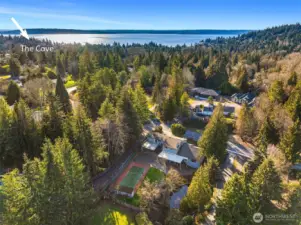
[119,166,144,189]
[114,162,149,197]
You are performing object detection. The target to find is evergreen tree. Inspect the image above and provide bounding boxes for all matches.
[56,54,65,77]
[116,88,142,150]
[278,120,301,163]
[10,100,42,165]
[194,66,206,87]
[216,174,252,225]
[98,97,115,120]
[250,158,282,208]
[117,70,129,86]
[0,98,14,167]
[139,65,152,88]
[6,81,20,105]
[55,73,72,113]
[256,117,278,154]
[268,80,285,104]
[285,84,301,121]
[41,94,65,141]
[133,55,141,70]
[161,97,177,122]
[179,92,190,117]
[1,138,95,225]
[66,106,106,177]
[181,158,217,212]
[131,85,150,124]
[78,48,94,78]
[9,57,21,77]
[198,104,228,163]
[152,74,163,104]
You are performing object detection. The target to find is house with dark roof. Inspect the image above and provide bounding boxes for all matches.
[231,92,256,105]
[190,87,220,100]
[194,104,235,117]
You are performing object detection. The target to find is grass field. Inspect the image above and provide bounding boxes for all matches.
[90,202,135,225]
[119,166,144,189]
[145,167,164,183]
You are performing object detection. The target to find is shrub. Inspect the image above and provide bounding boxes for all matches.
[195,213,205,224]
[64,75,77,88]
[179,197,191,214]
[171,123,186,137]
[135,212,153,225]
[182,215,194,225]
[0,65,9,75]
[204,201,213,211]
[47,70,56,79]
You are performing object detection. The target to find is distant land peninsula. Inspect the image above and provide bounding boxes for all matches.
[0,28,249,35]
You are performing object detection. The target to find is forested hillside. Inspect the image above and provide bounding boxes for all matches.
[0,24,301,225]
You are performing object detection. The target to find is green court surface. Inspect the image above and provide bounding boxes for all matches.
[119,166,144,189]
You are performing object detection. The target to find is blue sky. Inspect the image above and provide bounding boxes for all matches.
[0,0,301,30]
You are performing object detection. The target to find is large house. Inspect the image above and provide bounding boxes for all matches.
[190,87,220,100]
[194,104,235,117]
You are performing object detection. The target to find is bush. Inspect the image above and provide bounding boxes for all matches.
[195,213,205,224]
[179,197,191,214]
[204,201,213,211]
[135,212,153,225]
[47,70,56,79]
[171,123,186,137]
[182,215,194,225]
[0,65,9,75]
[64,74,77,88]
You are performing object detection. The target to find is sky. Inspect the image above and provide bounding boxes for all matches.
[0,0,301,30]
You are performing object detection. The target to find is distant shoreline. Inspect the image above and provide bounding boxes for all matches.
[0,28,249,35]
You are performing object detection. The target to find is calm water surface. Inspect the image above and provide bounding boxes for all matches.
[32,33,237,46]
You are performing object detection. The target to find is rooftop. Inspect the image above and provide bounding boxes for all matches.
[191,87,219,97]
[158,148,188,164]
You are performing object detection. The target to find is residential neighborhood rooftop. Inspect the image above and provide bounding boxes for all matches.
[190,87,220,97]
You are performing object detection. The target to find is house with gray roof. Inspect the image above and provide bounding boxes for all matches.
[190,87,220,100]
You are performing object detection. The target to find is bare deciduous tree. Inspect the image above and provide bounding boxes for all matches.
[23,77,53,107]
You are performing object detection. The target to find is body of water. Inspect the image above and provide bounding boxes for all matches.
[31,33,238,46]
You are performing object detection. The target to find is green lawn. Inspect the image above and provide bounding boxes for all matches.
[145,167,164,183]
[90,202,135,225]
